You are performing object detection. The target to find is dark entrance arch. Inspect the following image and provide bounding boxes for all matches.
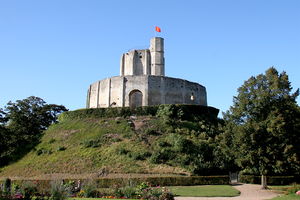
[129,90,143,108]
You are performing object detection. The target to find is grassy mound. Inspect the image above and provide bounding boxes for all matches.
[0,105,225,179]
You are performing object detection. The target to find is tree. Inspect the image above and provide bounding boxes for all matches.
[0,96,68,165]
[223,67,300,189]
[0,108,12,164]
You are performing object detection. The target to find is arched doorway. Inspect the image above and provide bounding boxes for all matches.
[129,90,143,108]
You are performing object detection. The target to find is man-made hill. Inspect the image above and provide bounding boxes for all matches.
[0,105,227,180]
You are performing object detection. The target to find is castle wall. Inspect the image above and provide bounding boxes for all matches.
[87,75,207,108]
[87,37,207,109]
[124,76,148,107]
[120,50,151,76]
[120,37,164,77]
[147,76,207,106]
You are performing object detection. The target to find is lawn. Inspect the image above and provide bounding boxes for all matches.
[70,198,138,200]
[168,185,240,197]
[271,194,300,199]
[270,185,300,200]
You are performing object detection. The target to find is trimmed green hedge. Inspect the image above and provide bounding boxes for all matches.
[1,176,229,191]
[96,176,229,188]
[239,175,297,185]
[59,104,219,122]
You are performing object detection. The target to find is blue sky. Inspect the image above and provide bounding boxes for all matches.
[0,0,299,116]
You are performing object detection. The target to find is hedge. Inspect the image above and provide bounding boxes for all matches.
[239,175,298,185]
[0,176,229,191]
[95,175,229,188]
[59,104,219,122]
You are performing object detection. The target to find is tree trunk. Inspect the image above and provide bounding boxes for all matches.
[261,174,267,189]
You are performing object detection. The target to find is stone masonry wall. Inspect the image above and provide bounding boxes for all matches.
[87,75,207,108]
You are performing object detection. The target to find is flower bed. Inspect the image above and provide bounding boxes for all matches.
[0,178,174,200]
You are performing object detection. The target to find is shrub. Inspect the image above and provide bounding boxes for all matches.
[239,175,296,185]
[113,186,137,198]
[20,181,38,200]
[58,105,219,122]
[11,183,21,196]
[144,128,160,135]
[129,151,151,160]
[136,182,174,200]
[49,180,68,200]
[80,139,101,148]
[159,190,175,200]
[36,148,52,156]
[3,178,11,196]
[116,147,129,155]
[48,139,56,144]
[80,179,98,198]
[57,146,66,151]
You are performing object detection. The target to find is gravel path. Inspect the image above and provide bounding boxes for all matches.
[174,184,279,200]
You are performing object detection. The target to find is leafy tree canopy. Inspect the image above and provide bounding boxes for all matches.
[223,67,300,176]
[0,96,67,166]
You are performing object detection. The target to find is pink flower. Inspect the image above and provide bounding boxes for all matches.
[14,194,23,199]
[296,190,300,195]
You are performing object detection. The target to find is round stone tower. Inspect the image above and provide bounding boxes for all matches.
[86,37,207,108]
[150,37,165,76]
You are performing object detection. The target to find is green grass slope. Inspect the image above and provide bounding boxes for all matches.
[0,105,223,179]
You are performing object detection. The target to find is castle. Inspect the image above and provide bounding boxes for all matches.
[86,37,207,108]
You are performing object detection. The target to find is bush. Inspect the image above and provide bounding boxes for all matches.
[20,181,38,200]
[116,147,129,155]
[49,180,68,200]
[114,186,137,198]
[36,148,52,156]
[57,146,66,151]
[48,139,56,144]
[80,179,98,198]
[136,182,174,200]
[159,190,175,200]
[58,105,219,122]
[128,151,151,160]
[3,178,11,196]
[80,139,101,148]
[239,175,296,185]
[96,176,229,188]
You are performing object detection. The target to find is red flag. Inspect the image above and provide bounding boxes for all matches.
[155,26,161,32]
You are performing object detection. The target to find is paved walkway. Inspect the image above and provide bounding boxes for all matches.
[174,184,279,200]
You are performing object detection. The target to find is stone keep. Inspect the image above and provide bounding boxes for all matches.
[86,37,207,108]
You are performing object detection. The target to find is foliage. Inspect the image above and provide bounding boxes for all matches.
[0,104,229,177]
[0,96,67,166]
[58,104,219,122]
[223,67,300,177]
[96,176,229,188]
[239,175,296,185]
[113,186,137,199]
[20,181,38,200]
[49,180,68,200]
[134,182,174,200]
[79,180,99,198]
[3,178,11,196]
[148,120,231,175]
